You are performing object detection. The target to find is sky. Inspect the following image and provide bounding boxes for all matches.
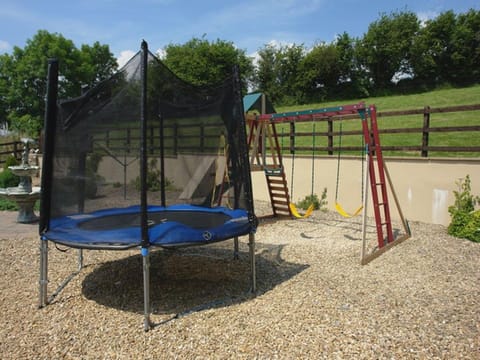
[1,0,478,67]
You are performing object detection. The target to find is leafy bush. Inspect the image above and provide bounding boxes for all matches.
[0,198,19,211]
[4,155,19,168]
[296,188,328,211]
[447,175,480,242]
[133,159,174,192]
[0,155,20,188]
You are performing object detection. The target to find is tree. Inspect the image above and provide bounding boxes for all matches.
[358,11,420,91]
[79,41,119,88]
[0,54,14,125]
[333,32,369,99]
[411,11,457,87]
[254,44,279,102]
[276,44,306,105]
[253,43,306,105]
[298,42,341,102]
[451,9,480,85]
[162,37,254,94]
[0,30,117,137]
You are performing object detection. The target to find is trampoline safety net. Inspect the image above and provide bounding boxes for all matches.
[40,41,256,248]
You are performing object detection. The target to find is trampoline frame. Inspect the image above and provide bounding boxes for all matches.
[38,42,257,331]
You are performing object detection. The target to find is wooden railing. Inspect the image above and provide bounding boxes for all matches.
[3,104,478,164]
[276,104,480,157]
[0,141,23,167]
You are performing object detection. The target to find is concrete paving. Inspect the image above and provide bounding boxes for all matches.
[0,210,38,239]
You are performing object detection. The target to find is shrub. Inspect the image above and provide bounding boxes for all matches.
[296,188,328,211]
[447,175,480,242]
[0,198,19,211]
[4,155,19,168]
[0,155,20,188]
[133,159,174,192]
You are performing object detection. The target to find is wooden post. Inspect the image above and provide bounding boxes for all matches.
[289,121,295,154]
[173,123,178,155]
[126,128,131,153]
[13,141,19,161]
[200,124,205,152]
[422,106,430,157]
[149,126,154,154]
[106,130,110,149]
[327,117,333,155]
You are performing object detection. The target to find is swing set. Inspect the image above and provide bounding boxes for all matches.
[246,101,411,264]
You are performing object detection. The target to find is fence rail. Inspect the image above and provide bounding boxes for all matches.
[2,104,479,164]
[0,141,23,166]
[278,103,480,157]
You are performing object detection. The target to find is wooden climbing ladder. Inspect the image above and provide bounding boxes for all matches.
[246,115,291,217]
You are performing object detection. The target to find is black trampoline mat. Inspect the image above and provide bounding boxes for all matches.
[78,210,232,231]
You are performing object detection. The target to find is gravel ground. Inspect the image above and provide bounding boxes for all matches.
[0,202,479,359]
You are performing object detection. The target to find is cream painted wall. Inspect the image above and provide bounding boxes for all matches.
[252,156,480,226]
[91,154,479,226]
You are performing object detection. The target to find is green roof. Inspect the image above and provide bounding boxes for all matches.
[243,93,276,114]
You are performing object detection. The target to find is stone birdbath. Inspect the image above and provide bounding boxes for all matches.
[0,138,41,223]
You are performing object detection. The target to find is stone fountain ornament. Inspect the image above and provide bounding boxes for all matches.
[0,138,41,223]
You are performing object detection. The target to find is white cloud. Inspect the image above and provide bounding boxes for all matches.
[156,48,166,59]
[116,50,136,68]
[417,10,439,26]
[0,40,11,52]
[248,39,304,67]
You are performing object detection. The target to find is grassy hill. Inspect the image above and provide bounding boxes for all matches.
[276,84,480,112]
[274,84,480,158]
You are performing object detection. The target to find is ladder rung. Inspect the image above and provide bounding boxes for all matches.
[271,199,289,205]
[268,181,287,187]
[267,178,287,185]
[270,190,288,196]
[269,187,288,193]
[270,187,288,192]
[271,194,289,199]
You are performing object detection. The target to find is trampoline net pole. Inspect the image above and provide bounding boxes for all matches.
[249,233,256,293]
[39,238,48,307]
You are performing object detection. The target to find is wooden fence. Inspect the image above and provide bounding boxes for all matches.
[2,103,479,164]
[0,141,24,167]
[279,104,480,157]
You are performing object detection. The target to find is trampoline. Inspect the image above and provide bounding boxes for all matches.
[44,205,252,250]
[38,41,257,331]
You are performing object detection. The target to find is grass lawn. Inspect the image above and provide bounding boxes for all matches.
[273,84,480,157]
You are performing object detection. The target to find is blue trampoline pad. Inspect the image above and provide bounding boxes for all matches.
[43,205,253,250]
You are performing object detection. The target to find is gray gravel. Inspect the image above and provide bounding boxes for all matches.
[0,204,479,359]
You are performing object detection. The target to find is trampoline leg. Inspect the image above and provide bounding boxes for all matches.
[248,233,256,293]
[233,236,239,260]
[39,238,48,308]
[142,247,152,331]
[77,249,84,271]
